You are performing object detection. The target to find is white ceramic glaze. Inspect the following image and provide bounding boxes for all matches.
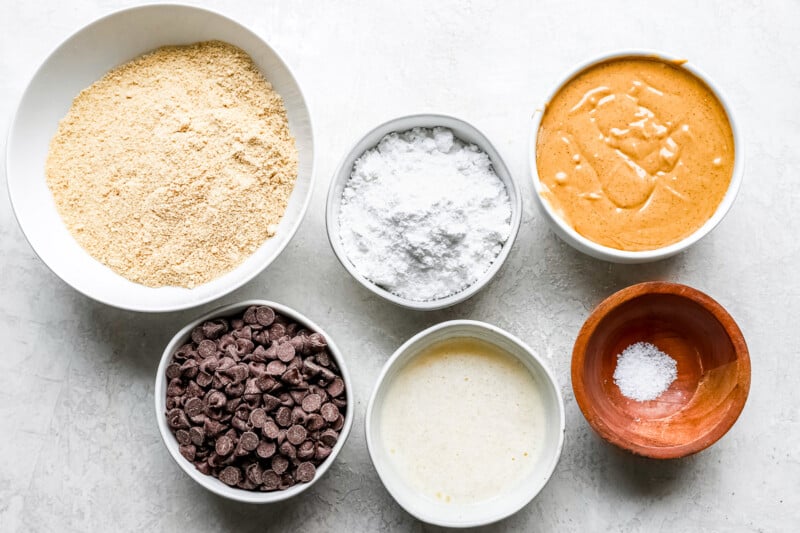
[154,300,353,504]
[6,4,315,311]
[325,114,522,310]
[528,50,744,263]
[365,320,565,527]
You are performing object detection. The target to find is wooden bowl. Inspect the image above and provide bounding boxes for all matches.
[571,282,750,459]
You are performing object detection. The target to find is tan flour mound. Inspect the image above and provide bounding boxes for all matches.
[46,40,298,288]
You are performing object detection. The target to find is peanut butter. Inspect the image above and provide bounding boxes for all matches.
[536,57,734,251]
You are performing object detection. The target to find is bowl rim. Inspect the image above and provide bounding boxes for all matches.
[154,299,354,503]
[324,113,523,311]
[5,3,317,312]
[365,319,566,527]
[571,281,751,459]
[528,49,745,263]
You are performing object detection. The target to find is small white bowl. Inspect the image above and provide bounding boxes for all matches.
[365,320,565,527]
[529,50,744,263]
[6,4,315,311]
[325,114,522,310]
[154,300,354,503]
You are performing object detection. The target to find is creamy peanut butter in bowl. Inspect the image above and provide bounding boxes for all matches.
[530,50,744,263]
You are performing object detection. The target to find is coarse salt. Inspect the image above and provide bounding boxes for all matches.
[613,342,678,402]
[338,127,511,301]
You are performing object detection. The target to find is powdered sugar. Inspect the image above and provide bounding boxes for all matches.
[338,127,511,301]
[613,342,678,402]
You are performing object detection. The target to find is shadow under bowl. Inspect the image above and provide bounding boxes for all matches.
[572,282,750,459]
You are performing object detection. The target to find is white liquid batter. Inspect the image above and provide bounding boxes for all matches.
[380,337,547,505]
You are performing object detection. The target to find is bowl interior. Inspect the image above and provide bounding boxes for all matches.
[7,5,314,311]
[154,300,353,503]
[574,284,750,457]
[326,114,522,310]
[367,321,564,526]
[529,50,743,264]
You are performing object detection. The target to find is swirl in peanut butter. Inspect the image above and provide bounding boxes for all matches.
[536,57,734,251]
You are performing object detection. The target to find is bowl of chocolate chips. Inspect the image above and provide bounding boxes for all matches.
[155,300,352,503]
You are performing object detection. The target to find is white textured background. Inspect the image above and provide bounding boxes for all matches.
[1,1,798,531]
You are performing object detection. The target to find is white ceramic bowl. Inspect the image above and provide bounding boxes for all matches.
[529,50,744,263]
[155,299,354,503]
[6,4,315,311]
[325,114,522,311]
[365,320,565,527]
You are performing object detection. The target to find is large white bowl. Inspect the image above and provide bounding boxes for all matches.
[325,114,522,310]
[154,299,354,503]
[365,320,565,527]
[529,50,744,263]
[6,4,315,311]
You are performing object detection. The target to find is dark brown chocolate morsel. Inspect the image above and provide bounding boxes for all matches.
[279,474,295,490]
[249,408,268,428]
[271,455,289,475]
[286,425,307,446]
[179,444,196,462]
[246,462,264,485]
[331,414,345,432]
[275,406,292,427]
[301,393,322,413]
[166,363,182,380]
[262,420,280,440]
[255,306,276,327]
[297,440,315,460]
[219,466,242,486]
[319,429,339,448]
[261,470,280,490]
[320,402,339,422]
[276,343,295,363]
[197,339,217,358]
[215,435,234,457]
[326,378,345,398]
[262,394,281,412]
[306,414,325,432]
[184,397,204,418]
[239,431,259,452]
[266,360,287,376]
[295,461,316,483]
[175,429,191,446]
[279,441,297,460]
[167,408,190,429]
[189,426,205,446]
[256,441,276,459]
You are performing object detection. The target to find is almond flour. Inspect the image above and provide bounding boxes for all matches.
[45,40,298,288]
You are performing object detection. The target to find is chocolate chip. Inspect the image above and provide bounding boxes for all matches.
[319,429,339,448]
[215,435,234,456]
[279,474,295,490]
[266,360,286,376]
[239,431,259,452]
[331,414,345,432]
[176,429,191,446]
[179,444,196,462]
[202,320,227,340]
[320,402,339,423]
[261,470,280,490]
[332,397,347,410]
[262,420,280,440]
[204,418,225,437]
[279,441,297,459]
[167,378,185,397]
[255,306,276,327]
[308,333,327,350]
[166,363,182,380]
[262,394,280,411]
[315,351,330,367]
[315,444,332,462]
[306,414,325,431]
[197,339,217,358]
[297,440,315,460]
[246,462,264,485]
[167,408,190,429]
[271,455,289,475]
[326,378,345,398]
[276,343,295,363]
[195,461,212,475]
[234,325,252,341]
[184,397,203,418]
[256,441,276,459]
[249,408,268,428]
[185,380,204,398]
[281,367,301,386]
[243,306,258,325]
[190,426,205,446]
[268,323,286,342]
[206,390,226,409]
[286,425,307,446]
[219,466,241,486]
[302,394,322,413]
[291,406,308,426]
[196,371,213,388]
[295,462,316,483]
[231,416,250,433]
[275,406,292,427]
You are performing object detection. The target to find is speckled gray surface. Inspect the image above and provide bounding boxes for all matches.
[1,1,798,531]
